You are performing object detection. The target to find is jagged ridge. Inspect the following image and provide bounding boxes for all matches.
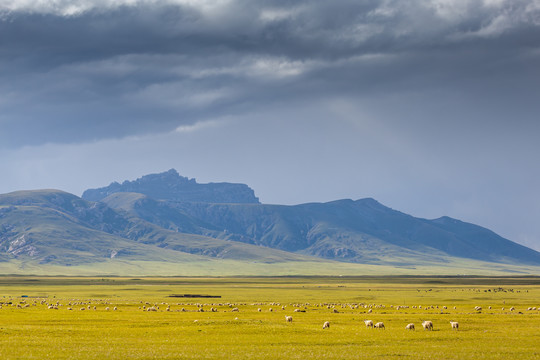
[82,169,260,204]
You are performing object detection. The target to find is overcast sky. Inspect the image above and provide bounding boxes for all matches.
[1,0,539,250]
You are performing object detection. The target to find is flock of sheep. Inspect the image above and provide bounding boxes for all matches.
[318,318,453,330]
[2,298,538,333]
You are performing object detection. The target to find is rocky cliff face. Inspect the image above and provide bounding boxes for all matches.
[82,169,260,204]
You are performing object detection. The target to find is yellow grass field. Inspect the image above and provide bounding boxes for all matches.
[0,277,539,359]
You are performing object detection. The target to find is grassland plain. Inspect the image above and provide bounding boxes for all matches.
[0,277,539,359]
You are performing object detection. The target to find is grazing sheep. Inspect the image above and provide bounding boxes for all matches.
[474,306,482,311]
[422,321,433,330]
[147,307,157,312]
[105,307,110,311]
[374,322,385,329]
[285,316,293,323]
[367,309,372,314]
[405,323,415,330]
[113,306,117,311]
[364,320,374,328]
[323,321,330,329]
[510,307,515,311]
[450,321,459,330]
[258,308,262,312]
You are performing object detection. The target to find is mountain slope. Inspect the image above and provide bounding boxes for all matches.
[109,196,540,266]
[0,199,191,265]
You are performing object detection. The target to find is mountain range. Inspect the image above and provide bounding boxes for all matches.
[0,169,539,276]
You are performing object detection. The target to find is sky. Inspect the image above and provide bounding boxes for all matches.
[1,0,540,251]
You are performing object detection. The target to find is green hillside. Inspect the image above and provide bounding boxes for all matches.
[0,204,195,265]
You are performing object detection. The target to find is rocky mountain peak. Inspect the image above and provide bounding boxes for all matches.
[82,169,260,204]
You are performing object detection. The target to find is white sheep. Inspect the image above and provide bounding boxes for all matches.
[450,321,459,330]
[422,321,433,330]
[364,320,374,328]
[405,323,415,330]
[323,321,330,329]
[285,316,293,323]
[374,322,385,329]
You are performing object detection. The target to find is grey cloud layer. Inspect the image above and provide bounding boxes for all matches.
[1,0,540,147]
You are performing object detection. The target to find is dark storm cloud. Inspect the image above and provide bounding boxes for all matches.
[1,0,540,147]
